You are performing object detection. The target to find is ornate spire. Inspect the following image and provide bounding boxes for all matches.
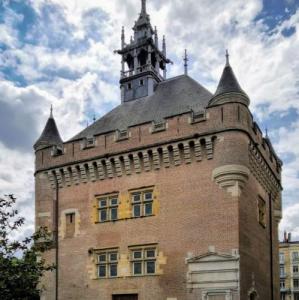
[121,26,125,48]
[184,49,188,75]
[34,109,63,151]
[209,51,249,107]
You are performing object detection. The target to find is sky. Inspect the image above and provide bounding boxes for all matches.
[0,0,299,241]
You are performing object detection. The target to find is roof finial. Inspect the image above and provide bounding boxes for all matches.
[265,127,269,138]
[141,0,147,14]
[225,49,230,66]
[50,104,53,118]
[121,26,125,48]
[93,114,96,123]
[184,49,189,75]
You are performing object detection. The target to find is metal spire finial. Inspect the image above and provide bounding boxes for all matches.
[93,114,96,123]
[184,49,189,75]
[141,0,147,14]
[225,49,230,66]
[50,104,53,118]
[121,26,125,48]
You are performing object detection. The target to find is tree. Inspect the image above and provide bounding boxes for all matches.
[0,194,55,300]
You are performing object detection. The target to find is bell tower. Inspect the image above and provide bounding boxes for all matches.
[116,0,172,103]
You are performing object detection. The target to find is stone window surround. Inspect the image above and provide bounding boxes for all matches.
[97,193,119,223]
[96,248,119,279]
[59,208,80,239]
[130,188,154,218]
[129,244,158,276]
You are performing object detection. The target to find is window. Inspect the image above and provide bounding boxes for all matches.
[139,79,144,86]
[294,265,299,274]
[98,195,119,222]
[258,197,266,227]
[131,190,153,218]
[293,252,299,261]
[280,280,285,288]
[130,246,157,276]
[280,252,285,264]
[294,279,299,288]
[280,266,285,277]
[127,83,132,90]
[65,213,75,238]
[97,249,118,278]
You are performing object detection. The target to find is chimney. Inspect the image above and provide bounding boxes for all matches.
[288,232,292,243]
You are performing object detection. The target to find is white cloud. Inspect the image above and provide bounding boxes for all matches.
[1,0,299,241]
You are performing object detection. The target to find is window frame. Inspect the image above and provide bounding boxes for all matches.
[131,189,154,218]
[97,194,119,223]
[96,249,119,279]
[130,246,157,276]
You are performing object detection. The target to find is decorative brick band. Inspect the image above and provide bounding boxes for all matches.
[45,136,215,189]
[248,142,281,200]
[212,164,250,197]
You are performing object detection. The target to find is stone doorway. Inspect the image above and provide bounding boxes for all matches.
[112,295,138,300]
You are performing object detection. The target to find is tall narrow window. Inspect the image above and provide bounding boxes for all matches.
[97,195,119,222]
[258,197,266,227]
[131,190,153,218]
[97,249,118,278]
[65,213,75,238]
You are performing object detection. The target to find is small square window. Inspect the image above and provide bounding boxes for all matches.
[144,192,153,201]
[146,249,155,258]
[110,198,118,206]
[133,262,142,275]
[133,205,141,217]
[99,199,107,208]
[109,252,118,262]
[99,254,106,262]
[146,261,155,274]
[98,265,106,277]
[133,251,142,259]
[132,193,141,203]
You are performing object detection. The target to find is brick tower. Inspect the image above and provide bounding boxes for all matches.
[34,1,283,299]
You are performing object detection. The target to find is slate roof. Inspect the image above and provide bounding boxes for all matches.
[34,115,63,150]
[214,64,247,98]
[70,75,213,141]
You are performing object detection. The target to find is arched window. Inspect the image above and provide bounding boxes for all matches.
[249,291,257,300]
[138,49,148,66]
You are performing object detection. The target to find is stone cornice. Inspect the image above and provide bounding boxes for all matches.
[44,136,215,189]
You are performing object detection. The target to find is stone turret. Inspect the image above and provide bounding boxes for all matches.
[34,107,63,151]
[209,51,250,107]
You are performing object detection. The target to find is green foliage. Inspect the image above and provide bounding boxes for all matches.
[0,195,55,300]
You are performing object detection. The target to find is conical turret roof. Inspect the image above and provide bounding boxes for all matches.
[34,108,63,150]
[209,51,249,106]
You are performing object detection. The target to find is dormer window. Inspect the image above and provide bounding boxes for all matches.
[81,136,96,150]
[115,129,129,141]
[51,145,63,157]
[189,110,206,124]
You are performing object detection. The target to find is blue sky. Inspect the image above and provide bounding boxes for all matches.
[0,0,299,240]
